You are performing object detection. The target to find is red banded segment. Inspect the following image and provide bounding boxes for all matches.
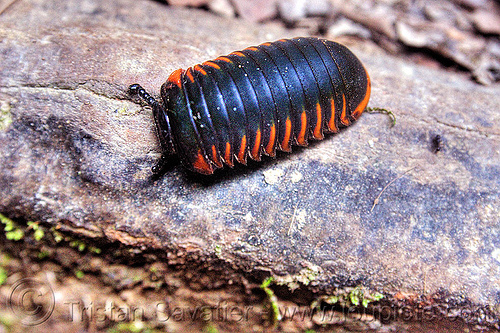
[194,64,234,168]
[322,40,370,123]
[227,50,277,159]
[200,60,248,165]
[182,67,222,169]
[257,42,308,148]
[352,72,371,120]
[242,46,293,153]
[215,52,263,164]
[167,68,184,88]
[275,39,324,144]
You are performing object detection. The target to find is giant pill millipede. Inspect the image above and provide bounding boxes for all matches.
[129,37,371,175]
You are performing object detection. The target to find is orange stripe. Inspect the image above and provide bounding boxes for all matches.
[281,118,292,151]
[167,68,184,89]
[194,64,207,75]
[352,72,371,120]
[216,56,231,63]
[261,42,272,46]
[237,135,246,163]
[246,47,259,51]
[224,142,233,167]
[297,111,307,145]
[313,102,323,139]
[211,145,223,168]
[186,68,195,82]
[265,124,276,156]
[192,150,213,175]
[328,98,338,133]
[251,129,261,160]
[203,61,220,70]
[231,51,245,57]
[340,94,350,126]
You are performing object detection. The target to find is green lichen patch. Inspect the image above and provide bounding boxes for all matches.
[1,215,103,258]
[107,321,161,333]
[67,237,101,254]
[202,322,220,333]
[0,101,13,131]
[27,221,45,241]
[0,266,6,285]
[273,264,321,291]
[37,250,51,259]
[214,244,222,258]
[0,213,24,241]
[312,285,384,309]
[74,270,85,279]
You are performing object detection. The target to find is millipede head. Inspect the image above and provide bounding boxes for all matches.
[129,83,176,171]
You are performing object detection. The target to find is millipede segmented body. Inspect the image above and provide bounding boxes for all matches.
[130,37,371,175]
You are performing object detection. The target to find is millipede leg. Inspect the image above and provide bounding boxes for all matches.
[151,154,169,174]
